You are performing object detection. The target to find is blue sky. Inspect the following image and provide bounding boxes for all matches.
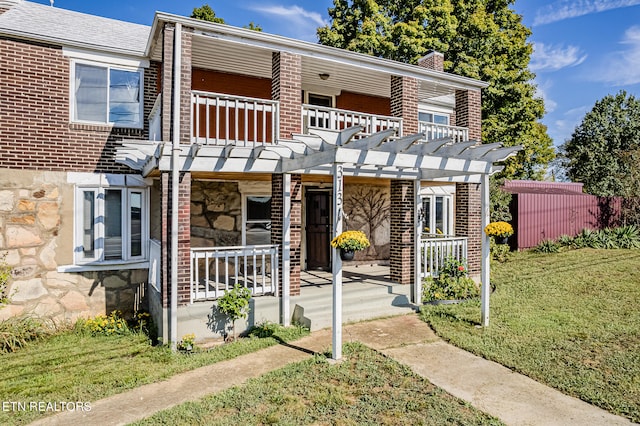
[32,0,640,148]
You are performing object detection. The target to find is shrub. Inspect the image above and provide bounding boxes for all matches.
[178,333,196,351]
[534,239,561,253]
[218,284,252,340]
[422,257,479,303]
[0,253,12,308]
[76,311,130,336]
[490,238,511,263]
[0,316,55,353]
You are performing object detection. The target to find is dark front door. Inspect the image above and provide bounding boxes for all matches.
[306,190,331,270]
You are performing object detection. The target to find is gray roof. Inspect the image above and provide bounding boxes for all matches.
[0,1,150,57]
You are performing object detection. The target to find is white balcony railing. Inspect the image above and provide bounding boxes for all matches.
[191,91,279,147]
[419,235,468,278]
[303,104,403,138]
[419,122,469,142]
[191,245,279,302]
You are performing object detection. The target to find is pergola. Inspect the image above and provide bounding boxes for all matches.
[117,126,520,359]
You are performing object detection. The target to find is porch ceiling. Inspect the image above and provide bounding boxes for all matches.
[187,33,460,101]
[116,127,520,183]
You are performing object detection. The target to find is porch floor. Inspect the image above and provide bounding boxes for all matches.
[292,265,417,331]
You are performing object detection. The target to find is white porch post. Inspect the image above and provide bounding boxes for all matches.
[481,173,491,326]
[281,173,291,326]
[331,163,344,360]
[413,180,422,305]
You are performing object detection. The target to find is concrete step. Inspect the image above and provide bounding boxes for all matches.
[292,283,416,331]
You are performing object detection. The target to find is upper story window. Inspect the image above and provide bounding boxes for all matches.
[418,111,449,125]
[72,62,143,128]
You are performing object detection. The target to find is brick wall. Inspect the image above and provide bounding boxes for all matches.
[455,183,482,276]
[192,69,272,99]
[162,24,174,142]
[455,89,482,141]
[389,180,414,284]
[336,91,391,116]
[272,51,302,140]
[179,30,193,144]
[271,174,302,296]
[0,37,155,172]
[161,172,192,307]
[390,76,419,135]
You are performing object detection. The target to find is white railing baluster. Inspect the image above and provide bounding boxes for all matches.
[190,245,280,302]
[419,235,468,278]
[302,104,402,139]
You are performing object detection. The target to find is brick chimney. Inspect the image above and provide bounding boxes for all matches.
[418,50,444,72]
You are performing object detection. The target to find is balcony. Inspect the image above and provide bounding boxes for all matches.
[303,104,403,139]
[419,121,469,142]
[191,91,279,147]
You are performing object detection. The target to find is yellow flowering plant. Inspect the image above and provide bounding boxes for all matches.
[484,221,514,238]
[330,230,371,251]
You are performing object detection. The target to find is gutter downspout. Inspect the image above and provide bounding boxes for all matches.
[170,22,182,350]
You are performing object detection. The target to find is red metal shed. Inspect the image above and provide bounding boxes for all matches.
[502,181,622,249]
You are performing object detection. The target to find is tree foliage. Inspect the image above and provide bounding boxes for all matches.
[561,91,640,197]
[317,0,554,180]
[191,4,225,24]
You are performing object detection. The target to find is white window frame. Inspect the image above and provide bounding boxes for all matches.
[242,194,272,246]
[69,59,144,129]
[73,180,149,266]
[422,194,454,236]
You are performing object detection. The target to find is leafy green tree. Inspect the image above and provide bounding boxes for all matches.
[191,4,225,23]
[217,284,252,340]
[561,91,640,197]
[317,0,554,180]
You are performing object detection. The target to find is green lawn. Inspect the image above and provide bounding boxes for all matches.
[421,248,640,423]
[0,325,308,425]
[133,343,503,426]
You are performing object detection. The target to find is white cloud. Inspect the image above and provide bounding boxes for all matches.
[534,0,640,26]
[530,43,587,72]
[248,4,329,41]
[589,26,640,85]
[535,79,558,113]
[550,105,590,145]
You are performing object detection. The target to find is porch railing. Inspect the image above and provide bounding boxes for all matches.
[419,122,469,142]
[191,245,279,302]
[191,91,279,147]
[303,104,403,138]
[419,235,468,278]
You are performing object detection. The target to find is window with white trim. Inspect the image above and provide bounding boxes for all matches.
[422,195,453,236]
[418,111,449,125]
[75,185,148,264]
[243,195,272,246]
[72,62,143,128]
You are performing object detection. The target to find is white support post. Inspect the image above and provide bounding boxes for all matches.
[331,163,344,360]
[413,180,422,305]
[481,173,491,326]
[281,173,291,326]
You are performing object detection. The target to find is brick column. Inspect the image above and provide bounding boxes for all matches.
[179,30,192,144]
[161,24,174,143]
[454,89,482,141]
[391,76,419,136]
[271,174,302,296]
[272,51,302,140]
[161,172,192,307]
[390,180,415,284]
[455,183,482,278]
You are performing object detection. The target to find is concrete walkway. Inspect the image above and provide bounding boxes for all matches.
[31,315,634,426]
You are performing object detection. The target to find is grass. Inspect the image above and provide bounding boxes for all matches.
[0,324,308,425]
[421,248,640,423]
[133,342,503,426]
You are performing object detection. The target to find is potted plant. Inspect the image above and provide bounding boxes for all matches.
[484,221,514,244]
[330,230,370,260]
[422,257,479,304]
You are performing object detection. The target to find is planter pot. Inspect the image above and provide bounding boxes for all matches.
[340,249,355,261]
[499,236,509,245]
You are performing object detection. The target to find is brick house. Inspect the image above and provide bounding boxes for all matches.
[0,0,517,344]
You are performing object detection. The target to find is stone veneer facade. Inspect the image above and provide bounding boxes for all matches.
[0,170,147,322]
